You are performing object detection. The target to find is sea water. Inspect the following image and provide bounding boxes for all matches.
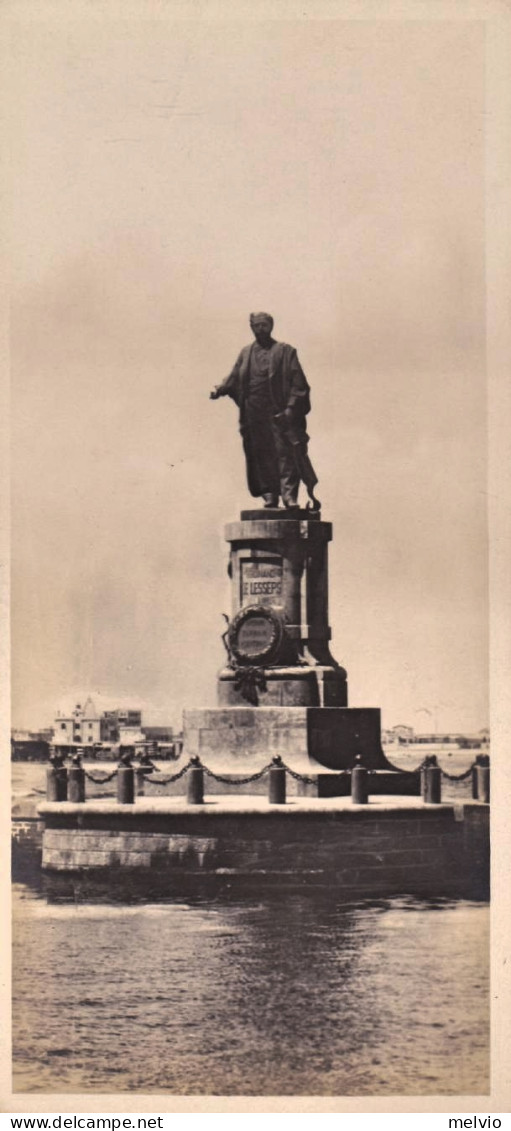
[12,755,489,1096]
[12,884,489,1096]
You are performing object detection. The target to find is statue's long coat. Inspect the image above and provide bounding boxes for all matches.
[217,341,315,498]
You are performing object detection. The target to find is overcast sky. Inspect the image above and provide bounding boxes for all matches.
[10,11,487,732]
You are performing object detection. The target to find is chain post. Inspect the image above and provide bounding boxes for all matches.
[420,755,431,800]
[135,749,154,798]
[68,751,85,802]
[471,761,479,799]
[117,751,135,804]
[46,750,68,801]
[187,756,204,804]
[422,755,442,803]
[135,766,146,797]
[351,754,369,804]
[475,753,490,803]
[268,755,286,804]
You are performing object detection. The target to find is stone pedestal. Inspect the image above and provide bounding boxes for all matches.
[219,507,347,705]
[227,509,341,662]
[181,507,401,790]
[183,706,386,776]
[217,666,345,708]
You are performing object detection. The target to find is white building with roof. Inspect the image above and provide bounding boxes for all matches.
[54,697,143,747]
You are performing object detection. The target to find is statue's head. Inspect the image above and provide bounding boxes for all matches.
[250,312,274,344]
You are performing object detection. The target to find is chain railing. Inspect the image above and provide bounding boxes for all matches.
[438,764,475,782]
[278,763,317,786]
[142,760,195,786]
[83,768,119,784]
[203,764,274,786]
[380,755,429,776]
[44,749,490,807]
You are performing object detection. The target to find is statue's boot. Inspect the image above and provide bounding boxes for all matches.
[262,493,278,508]
[282,489,300,511]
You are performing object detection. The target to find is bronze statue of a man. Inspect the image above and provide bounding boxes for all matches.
[210,312,320,510]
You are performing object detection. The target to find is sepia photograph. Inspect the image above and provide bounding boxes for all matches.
[5,0,510,1113]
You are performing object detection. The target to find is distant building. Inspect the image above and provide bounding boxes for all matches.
[142,726,175,742]
[12,700,181,761]
[102,708,143,743]
[54,697,102,746]
[12,728,53,743]
[11,727,54,761]
[391,725,414,742]
[118,725,146,746]
[140,726,182,759]
[383,728,490,748]
[54,699,143,747]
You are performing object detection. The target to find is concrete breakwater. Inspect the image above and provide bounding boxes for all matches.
[37,795,489,901]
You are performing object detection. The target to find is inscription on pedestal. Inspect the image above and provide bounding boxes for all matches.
[228,605,284,665]
[241,559,283,607]
[237,616,275,657]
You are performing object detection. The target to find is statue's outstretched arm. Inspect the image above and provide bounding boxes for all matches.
[209,352,243,404]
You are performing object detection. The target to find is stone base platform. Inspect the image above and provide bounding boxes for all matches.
[240,507,321,522]
[183,705,397,776]
[37,796,490,902]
